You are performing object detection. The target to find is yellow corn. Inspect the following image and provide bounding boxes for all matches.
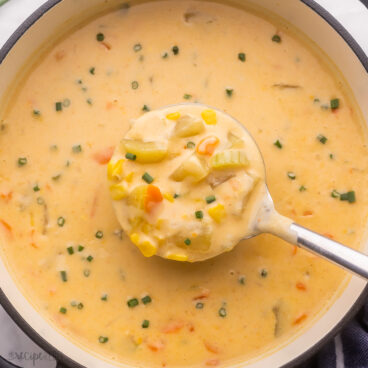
[129,233,157,257]
[107,159,124,181]
[127,185,148,209]
[109,182,128,200]
[130,233,140,245]
[201,109,217,125]
[142,222,153,234]
[134,336,143,345]
[166,112,181,120]
[163,193,174,203]
[125,172,134,182]
[166,253,188,262]
[208,203,226,223]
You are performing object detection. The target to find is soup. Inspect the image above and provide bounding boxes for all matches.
[0,1,367,367]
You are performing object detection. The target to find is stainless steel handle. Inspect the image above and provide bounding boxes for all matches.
[290,223,368,279]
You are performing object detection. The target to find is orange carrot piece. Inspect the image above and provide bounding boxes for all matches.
[324,233,334,239]
[292,245,298,255]
[0,192,12,203]
[0,219,12,234]
[145,185,163,213]
[101,41,111,50]
[193,288,210,300]
[162,321,185,334]
[93,147,114,165]
[196,136,219,155]
[147,340,165,352]
[293,313,307,325]
[302,210,314,216]
[296,282,307,291]
[206,359,220,366]
[31,242,39,249]
[204,341,220,354]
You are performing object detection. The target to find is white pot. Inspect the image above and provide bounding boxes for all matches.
[0,1,367,367]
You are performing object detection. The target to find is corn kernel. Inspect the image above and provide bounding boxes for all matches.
[134,336,143,345]
[163,193,174,203]
[208,203,226,223]
[142,223,153,234]
[166,253,188,262]
[201,109,217,125]
[138,240,157,257]
[125,172,134,182]
[109,182,128,200]
[166,112,181,120]
[130,233,140,245]
[107,159,124,181]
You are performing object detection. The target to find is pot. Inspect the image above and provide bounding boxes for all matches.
[0,1,367,367]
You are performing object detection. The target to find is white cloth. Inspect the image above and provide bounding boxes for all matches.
[0,1,367,367]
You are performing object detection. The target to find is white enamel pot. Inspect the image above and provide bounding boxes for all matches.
[0,1,367,367]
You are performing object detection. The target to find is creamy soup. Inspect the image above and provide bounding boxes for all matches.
[111,104,265,261]
[1,1,368,367]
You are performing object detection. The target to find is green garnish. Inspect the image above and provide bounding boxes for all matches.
[173,193,180,199]
[78,245,85,252]
[127,298,139,308]
[161,52,169,59]
[172,45,179,55]
[131,81,139,90]
[101,294,108,301]
[86,98,93,105]
[89,67,95,75]
[238,275,246,285]
[32,109,41,117]
[55,102,62,112]
[340,191,356,203]
[329,153,334,159]
[195,302,204,309]
[183,94,192,100]
[218,307,227,318]
[184,238,191,246]
[18,157,27,167]
[72,144,82,153]
[195,210,203,219]
[95,230,103,239]
[142,172,154,184]
[206,195,216,204]
[60,271,68,282]
[272,34,281,43]
[52,173,61,181]
[313,98,320,103]
[67,246,74,255]
[50,144,58,151]
[141,295,152,304]
[63,99,71,108]
[186,141,195,149]
[238,52,246,62]
[133,43,142,52]
[331,189,340,198]
[330,98,339,110]
[33,184,40,192]
[57,217,65,227]
[225,88,233,97]
[299,185,307,192]
[36,197,45,205]
[96,33,105,42]
[83,269,90,277]
[274,140,283,149]
[317,134,327,144]
[125,152,136,160]
[287,172,296,180]
[142,104,150,112]
[260,269,268,278]
[98,336,109,344]
[141,320,150,328]
[86,255,94,262]
[59,307,67,314]
[77,302,84,310]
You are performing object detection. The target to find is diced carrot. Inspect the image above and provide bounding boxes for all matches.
[293,313,307,325]
[0,192,12,203]
[187,323,195,332]
[30,242,39,249]
[196,136,219,155]
[93,147,114,165]
[204,341,220,354]
[145,185,163,213]
[296,282,306,291]
[0,219,12,235]
[162,321,184,334]
[206,359,220,366]
[147,340,165,352]
[193,288,210,300]
[101,41,111,50]
[302,210,314,216]
[324,233,334,239]
[292,245,298,255]
[54,50,66,61]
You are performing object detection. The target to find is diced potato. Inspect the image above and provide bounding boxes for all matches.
[177,233,211,252]
[201,109,217,125]
[170,155,209,182]
[174,114,205,138]
[129,233,157,257]
[166,253,188,262]
[127,185,148,209]
[228,131,245,148]
[207,171,235,188]
[122,139,167,163]
[210,150,249,169]
[109,182,128,200]
[107,159,124,181]
[208,204,226,223]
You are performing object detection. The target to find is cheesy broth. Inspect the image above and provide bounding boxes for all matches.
[0,1,368,367]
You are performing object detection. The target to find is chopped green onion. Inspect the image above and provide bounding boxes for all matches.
[272,34,281,43]
[95,230,103,239]
[98,336,108,344]
[330,98,339,110]
[340,191,356,203]
[55,102,62,112]
[141,295,152,304]
[142,172,154,184]
[86,255,94,262]
[317,134,327,144]
[131,81,139,90]
[186,141,195,149]
[287,172,296,180]
[195,210,203,219]
[57,217,65,227]
[86,98,93,105]
[329,153,334,160]
[238,275,246,285]
[83,269,90,277]
[274,140,282,149]
[60,270,68,282]
[125,152,136,160]
[313,98,320,103]
[33,184,40,192]
[89,67,95,75]
[141,319,150,328]
[196,302,204,309]
[72,144,82,153]
[32,109,41,117]
[225,88,233,97]
[67,246,74,255]
[50,144,58,151]
[78,245,84,252]
[238,52,246,62]
[161,52,169,59]
[17,157,27,167]
[299,185,307,192]
[172,45,179,55]
[184,238,191,246]
[173,193,180,199]
[96,33,105,42]
[331,189,340,198]
[218,307,227,318]
[260,268,268,278]
[133,43,142,52]
[142,104,150,112]
[183,94,192,100]
[59,307,67,314]
[101,294,108,301]
[77,302,84,310]
[52,173,61,181]
[206,195,216,204]
[127,298,139,308]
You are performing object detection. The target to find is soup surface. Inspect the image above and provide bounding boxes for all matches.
[1,1,368,367]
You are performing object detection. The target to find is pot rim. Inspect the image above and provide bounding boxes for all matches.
[0,1,367,368]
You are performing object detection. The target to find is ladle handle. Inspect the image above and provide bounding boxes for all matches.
[287,223,368,279]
